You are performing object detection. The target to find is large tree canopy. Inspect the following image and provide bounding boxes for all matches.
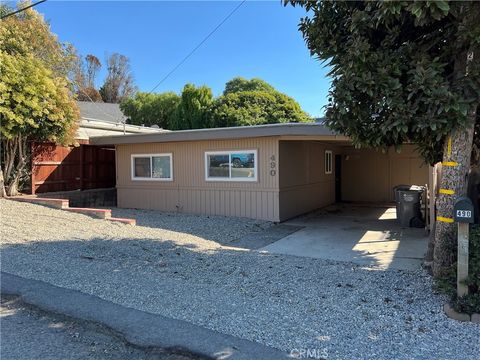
[288,0,479,165]
[120,92,180,128]
[211,77,312,126]
[0,3,79,196]
[289,0,480,278]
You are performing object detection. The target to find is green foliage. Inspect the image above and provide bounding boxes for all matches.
[170,84,214,130]
[1,1,78,80]
[120,92,180,128]
[0,51,78,143]
[223,77,275,95]
[0,3,79,143]
[118,78,311,130]
[287,1,480,164]
[211,77,312,127]
[0,2,79,195]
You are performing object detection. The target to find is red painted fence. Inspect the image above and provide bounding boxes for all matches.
[31,142,116,194]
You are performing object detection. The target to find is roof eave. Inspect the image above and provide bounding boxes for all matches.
[89,123,339,146]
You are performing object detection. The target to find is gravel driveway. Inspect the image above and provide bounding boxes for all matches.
[1,199,479,359]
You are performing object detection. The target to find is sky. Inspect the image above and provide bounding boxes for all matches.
[26,0,331,117]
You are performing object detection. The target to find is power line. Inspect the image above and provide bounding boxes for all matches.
[1,0,47,19]
[149,0,246,93]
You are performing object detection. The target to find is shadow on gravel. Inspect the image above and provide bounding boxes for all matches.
[109,207,301,250]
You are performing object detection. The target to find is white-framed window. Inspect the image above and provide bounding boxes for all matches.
[131,153,173,181]
[325,150,333,174]
[205,150,258,182]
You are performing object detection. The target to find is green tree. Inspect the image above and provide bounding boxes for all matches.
[0,3,79,196]
[171,84,214,130]
[288,0,480,277]
[223,77,275,94]
[120,92,180,128]
[211,77,311,126]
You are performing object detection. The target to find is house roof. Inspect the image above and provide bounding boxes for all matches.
[77,101,127,124]
[75,101,167,139]
[90,122,346,146]
[77,118,168,140]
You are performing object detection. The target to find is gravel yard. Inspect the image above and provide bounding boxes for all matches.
[1,199,479,359]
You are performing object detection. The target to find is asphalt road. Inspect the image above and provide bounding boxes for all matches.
[0,295,201,360]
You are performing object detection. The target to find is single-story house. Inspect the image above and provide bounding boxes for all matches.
[91,123,430,222]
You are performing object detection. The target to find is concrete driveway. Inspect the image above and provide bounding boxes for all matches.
[260,204,428,271]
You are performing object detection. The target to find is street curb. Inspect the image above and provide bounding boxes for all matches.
[1,272,290,360]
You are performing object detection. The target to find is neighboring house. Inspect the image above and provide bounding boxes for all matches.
[91,123,430,222]
[31,101,164,194]
[76,101,166,140]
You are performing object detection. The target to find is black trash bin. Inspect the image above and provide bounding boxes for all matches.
[393,185,425,227]
[393,185,411,222]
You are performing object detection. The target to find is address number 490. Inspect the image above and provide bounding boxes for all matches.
[456,210,472,218]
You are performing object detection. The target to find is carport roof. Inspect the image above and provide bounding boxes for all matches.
[90,122,347,145]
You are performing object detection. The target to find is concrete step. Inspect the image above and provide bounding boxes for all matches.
[8,196,136,225]
[108,217,136,226]
[9,197,69,209]
[65,207,112,219]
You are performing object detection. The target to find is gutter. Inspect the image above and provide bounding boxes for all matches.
[80,118,168,134]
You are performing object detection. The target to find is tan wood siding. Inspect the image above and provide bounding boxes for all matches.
[116,137,280,221]
[278,141,340,221]
[341,145,429,202]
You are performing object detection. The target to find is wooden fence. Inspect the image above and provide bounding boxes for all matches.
[31,142,116,194]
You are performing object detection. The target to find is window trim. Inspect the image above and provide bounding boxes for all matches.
[205,149,258,182]
[131,153,173,181]
[325,150,333,175]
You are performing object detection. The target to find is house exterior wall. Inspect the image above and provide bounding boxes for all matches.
[115,137,429,222]
[116,137,280,221]
[278,141,340,221]
[341,145,429,202]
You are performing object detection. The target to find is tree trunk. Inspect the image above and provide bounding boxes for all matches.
[433,113,476,277]
[6,136,27,197]
[432,33,479,277]
[3,139,17,183]
[0,168,6,198]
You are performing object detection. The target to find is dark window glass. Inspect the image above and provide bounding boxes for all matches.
[134,157,151,178]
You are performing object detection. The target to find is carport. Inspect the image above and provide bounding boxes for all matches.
[261,203,429,271]
[270,140,432,270]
